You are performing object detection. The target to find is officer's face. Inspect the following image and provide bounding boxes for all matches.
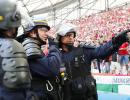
[5,28,17,38]
[61,32,75,45]
[37,26,49,42]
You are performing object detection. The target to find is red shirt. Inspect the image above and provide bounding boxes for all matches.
[118,42,129,55]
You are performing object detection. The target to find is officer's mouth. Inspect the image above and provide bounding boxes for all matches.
[65,42,72,45]
[68,41,74,44]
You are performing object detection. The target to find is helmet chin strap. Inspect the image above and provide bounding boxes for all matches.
[14,28,18,38]
[34,29,46,45]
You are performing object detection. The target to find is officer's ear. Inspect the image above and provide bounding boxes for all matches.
[60,36,64,43]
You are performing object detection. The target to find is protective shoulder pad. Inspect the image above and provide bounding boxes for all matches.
[22,38,42,57]
[0,39,26,57]
[0,39,31,89]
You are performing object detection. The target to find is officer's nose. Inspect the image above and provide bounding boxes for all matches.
[46,31,50,37]
[69,35,74,39]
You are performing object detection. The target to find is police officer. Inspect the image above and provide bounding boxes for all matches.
[18,19,62,100]
[0,0,31,100]
[56,23,130,100]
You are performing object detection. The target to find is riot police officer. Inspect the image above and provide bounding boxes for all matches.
[0,0,31,100]
[18,19,62,100]
[56,23,130,100]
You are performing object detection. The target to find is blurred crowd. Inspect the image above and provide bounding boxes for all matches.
[67,5,130,42]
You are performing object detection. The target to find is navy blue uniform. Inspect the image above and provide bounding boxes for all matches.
[29,45,61,77]
[28,44,61,100]
[0,86,29,100]
[61,41,119,100]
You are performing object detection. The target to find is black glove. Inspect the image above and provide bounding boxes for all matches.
[112,29,130,46]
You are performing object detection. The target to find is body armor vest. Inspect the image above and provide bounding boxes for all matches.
[62,47,92,79]
[65,56,89,79]
[0,38,31,89]
[22,38,42,58]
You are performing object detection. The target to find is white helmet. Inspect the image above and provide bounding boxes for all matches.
[56,23,77,43]
[24,20,50,33]
[56,23,76,37]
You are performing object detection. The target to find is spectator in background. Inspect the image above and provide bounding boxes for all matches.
[110,52,121,74]
[118,42,129,72]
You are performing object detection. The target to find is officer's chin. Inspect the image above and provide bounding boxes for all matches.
[66,43,74,51]
[43,38,47,42]
[42,41,46,45]
[67,43,74,46]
